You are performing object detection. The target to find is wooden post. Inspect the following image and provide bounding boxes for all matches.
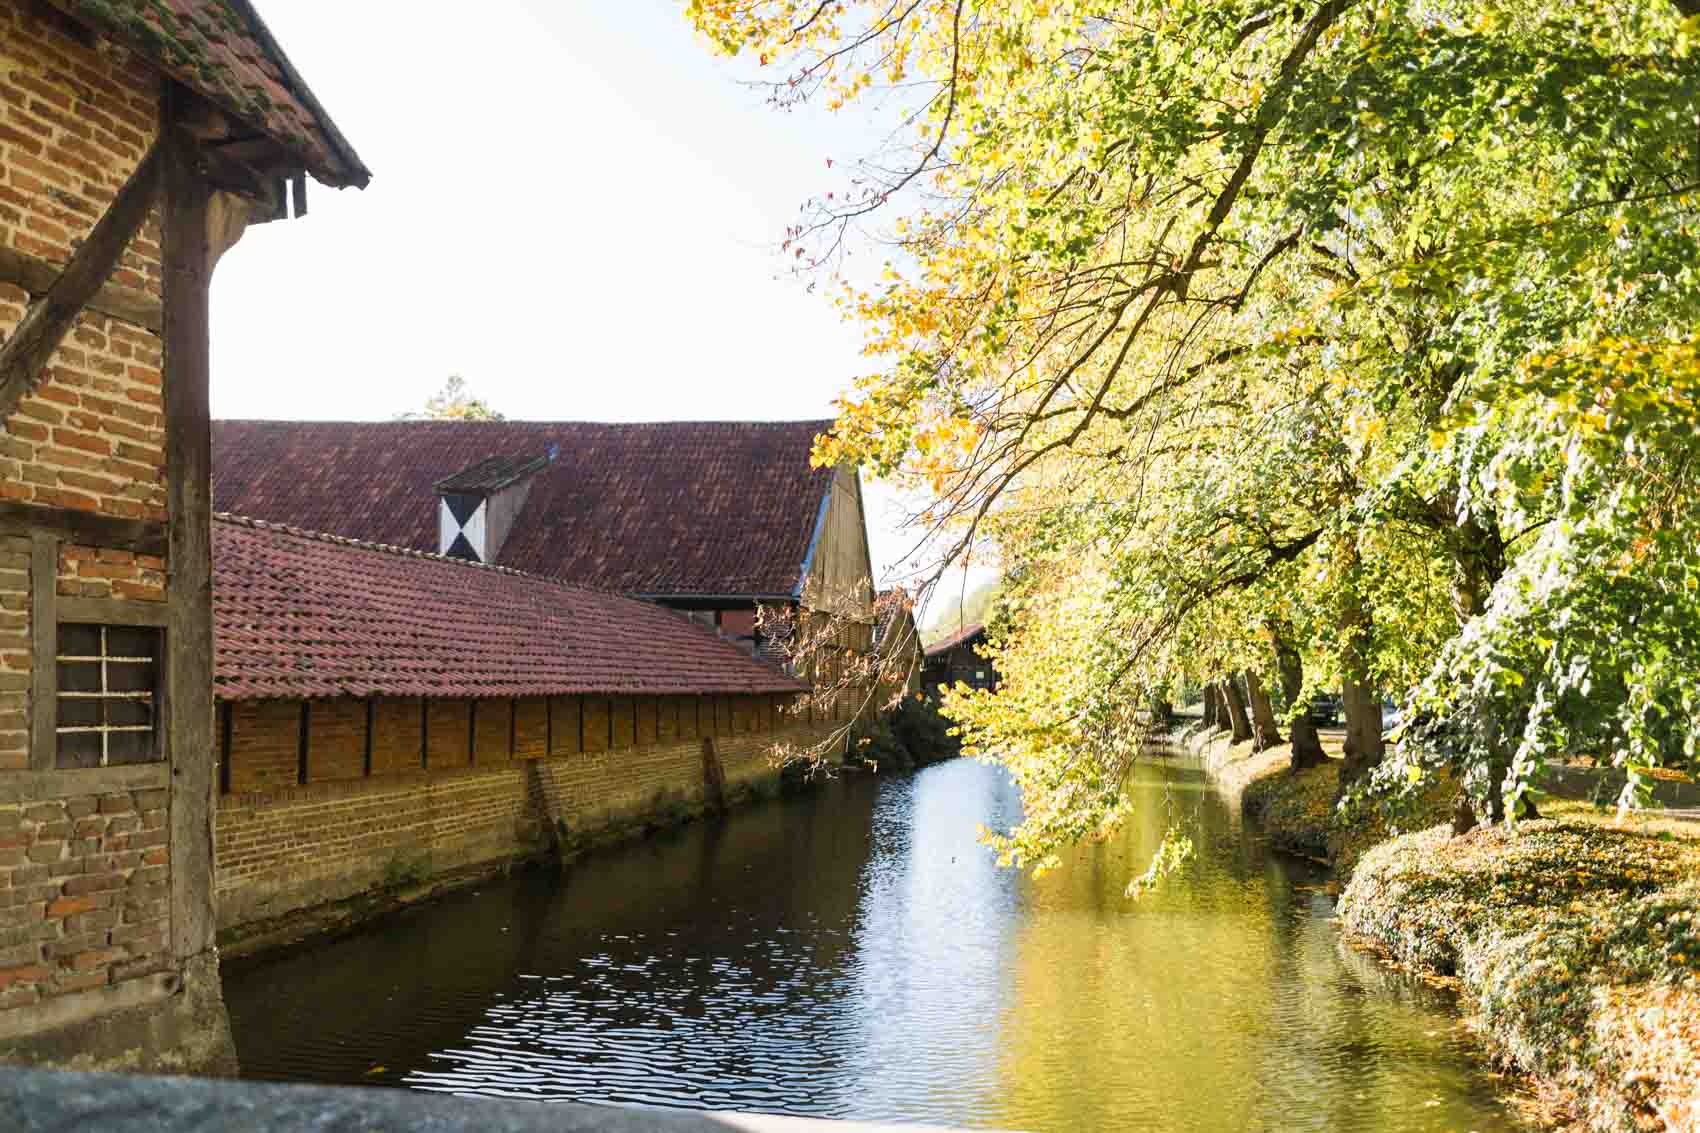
[28,533,57,771]
[162,105,217,964]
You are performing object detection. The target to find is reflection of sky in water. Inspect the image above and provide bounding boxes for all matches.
[829,760,1022,1125]
[225,760,1527,1132]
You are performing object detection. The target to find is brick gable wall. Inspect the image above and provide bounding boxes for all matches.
[1,5,168,528]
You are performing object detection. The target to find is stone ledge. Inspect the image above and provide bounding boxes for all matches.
[0,1065,982,1132]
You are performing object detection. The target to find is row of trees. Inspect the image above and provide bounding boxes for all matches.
[686,0,1700,872]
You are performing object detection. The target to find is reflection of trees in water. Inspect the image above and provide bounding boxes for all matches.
[989,761,1516,1133]
[992,761,1285,1131]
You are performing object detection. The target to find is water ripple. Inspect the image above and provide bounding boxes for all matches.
[226,760,1527,1131]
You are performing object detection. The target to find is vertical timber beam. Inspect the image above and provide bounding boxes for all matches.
[29,533,57,771]
[162,104,217,964]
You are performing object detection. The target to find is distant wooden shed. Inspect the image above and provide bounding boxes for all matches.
[923,623,997,698]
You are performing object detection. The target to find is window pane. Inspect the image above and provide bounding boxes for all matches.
[106,730,156,765]
[57,624,100,657]
[106,627,157,659]
[59,660,102,693]
[107,660,155,693]
[57,731,102,769]
[57,698,100,729]
[106,698,154,728]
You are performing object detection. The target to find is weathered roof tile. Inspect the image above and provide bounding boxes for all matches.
[212,514,805,701]
[51,0,369,187]
[212,420,836,598]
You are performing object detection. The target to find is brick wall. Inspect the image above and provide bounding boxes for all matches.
[1,4,168,526]
[214,692,840,933]
[0,786,169,1010]
[227,700,297,795]
[57,544,164,602]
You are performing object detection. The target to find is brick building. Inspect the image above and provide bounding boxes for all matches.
[209,514,842,946]
[207,419,878,660]
[0,0,366,1069]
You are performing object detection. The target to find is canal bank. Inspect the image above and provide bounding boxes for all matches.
[223,757,1528,1131]
[1173,722,1700,1132]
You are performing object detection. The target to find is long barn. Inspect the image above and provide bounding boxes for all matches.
[209,418,877,661]
[209,513,844,946]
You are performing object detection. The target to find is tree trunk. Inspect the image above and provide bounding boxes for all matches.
[1272,627,1326,771]
[1336,554,1384,792]
[1221,678,1253,744]
[1201,684,1218,729]
[1339,669,1383,789]
[1451,793,1478,836]
[1447,510,1506,625]
[1244,669,1283,752]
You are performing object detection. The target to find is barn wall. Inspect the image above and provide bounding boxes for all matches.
[214,692,829,943]
[799,463,875,622]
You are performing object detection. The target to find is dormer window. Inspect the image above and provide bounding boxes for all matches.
[439,492,486,561]
[435,449,555,563]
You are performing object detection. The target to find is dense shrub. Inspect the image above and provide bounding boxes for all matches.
[852,695,961,772]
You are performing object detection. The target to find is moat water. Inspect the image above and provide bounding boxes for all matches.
[223,758,1527,1131]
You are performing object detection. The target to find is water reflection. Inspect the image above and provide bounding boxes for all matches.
[225,759,1524,1131]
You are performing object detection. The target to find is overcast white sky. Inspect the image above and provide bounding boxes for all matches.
[211,2,950,592]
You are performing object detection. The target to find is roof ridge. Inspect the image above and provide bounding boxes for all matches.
[213,418,835,428]
[925,622,986,655]
[212,512,621,598]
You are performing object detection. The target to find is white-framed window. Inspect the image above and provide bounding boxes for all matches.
[55,624,162,769]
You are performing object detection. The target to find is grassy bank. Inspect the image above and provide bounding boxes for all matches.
[1175,721,1700,1130]
[1179,726,1450,873]
[1343,813,1700,1132]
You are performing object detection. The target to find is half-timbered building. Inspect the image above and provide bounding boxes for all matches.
[0,0,365,1069]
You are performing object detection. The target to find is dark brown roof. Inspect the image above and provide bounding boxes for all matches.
[924,623,985,658]
[438,451,554,494]
[212,420,837,599]
[212,514,806,701]
[51,0,369,188]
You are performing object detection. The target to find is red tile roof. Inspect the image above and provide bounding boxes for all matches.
[924,623,985,658]
[212,420,837,599]
[212,514,806,702]
[52,0,369,188]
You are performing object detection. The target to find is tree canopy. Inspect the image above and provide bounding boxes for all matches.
[686,0,1700,874]
[411,375,505,421]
